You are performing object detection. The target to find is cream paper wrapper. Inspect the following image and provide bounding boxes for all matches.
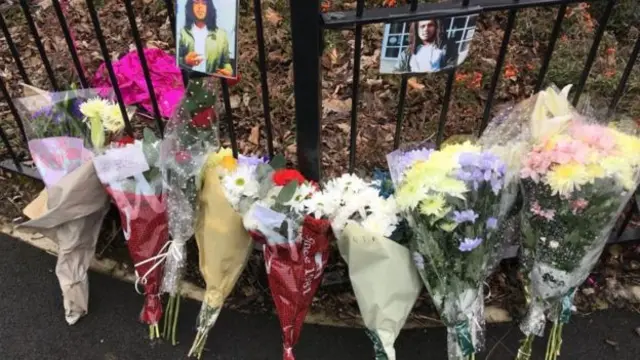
[337,222,422,360]
[19,161,110,325]
[189,164,253,357]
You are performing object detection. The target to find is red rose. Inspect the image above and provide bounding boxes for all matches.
[272,169,306,186]
[226,74,241,87]
[191,107,216,128]
[175,151,191,164]
[114,135,135,147]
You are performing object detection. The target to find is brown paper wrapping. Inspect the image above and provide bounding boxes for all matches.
[19,161,110,325]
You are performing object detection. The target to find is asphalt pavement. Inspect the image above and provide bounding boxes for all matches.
[1,232,640,360]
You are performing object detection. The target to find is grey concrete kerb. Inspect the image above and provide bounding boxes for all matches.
[0,218,516,328]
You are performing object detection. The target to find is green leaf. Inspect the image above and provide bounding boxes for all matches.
[143,127,158,144]
[276,181,297,204]
[269,154,286,170]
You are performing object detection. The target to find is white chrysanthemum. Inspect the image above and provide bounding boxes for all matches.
[286,182,316,214]
[222,164,259,208]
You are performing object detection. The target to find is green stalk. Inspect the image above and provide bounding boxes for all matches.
[149,325,153,339]
[516,334,535,360]
[163,295,174,339]
[171,294,181,345]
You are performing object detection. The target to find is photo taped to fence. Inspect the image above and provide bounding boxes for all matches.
[175,0,239,78]
[380,14,478,75]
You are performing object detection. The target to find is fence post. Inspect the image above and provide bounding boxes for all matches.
[289,0,322,181]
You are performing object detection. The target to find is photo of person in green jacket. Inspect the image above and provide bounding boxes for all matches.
[177,0,235,77]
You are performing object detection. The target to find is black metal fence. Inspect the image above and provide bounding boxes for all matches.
[0,0,638,184]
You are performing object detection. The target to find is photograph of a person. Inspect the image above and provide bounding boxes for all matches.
[380,15,478,74]
[176,0,238,78]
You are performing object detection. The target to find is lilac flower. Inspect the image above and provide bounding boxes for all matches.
[452,210,478,224]
[458,152,479,167]
[238,154,267,166]
[486,217,498,230]
[490,177,503,195]
[412,252,425,270]
[388,147,433,184]
[459,237,483,252]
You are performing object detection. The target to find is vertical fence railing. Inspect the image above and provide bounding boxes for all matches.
[290,0,322,181]
[52,0,89,89]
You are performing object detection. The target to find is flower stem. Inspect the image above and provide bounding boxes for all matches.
[516,334,535,360]
[171,294,181,346]
[163,295,175,339]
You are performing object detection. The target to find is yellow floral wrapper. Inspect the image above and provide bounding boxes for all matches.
[338,222,422,360]
[19,161,110,325]
[188,163,253,358]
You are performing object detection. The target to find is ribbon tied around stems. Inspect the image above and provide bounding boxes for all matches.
[454,320,475,357]
[134,240,183,295]
[559,288,576,324]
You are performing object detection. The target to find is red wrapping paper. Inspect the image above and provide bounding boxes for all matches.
[106,187,169,325]
[249,216,332,360]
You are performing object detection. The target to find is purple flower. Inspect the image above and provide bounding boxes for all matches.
[458,152,479,167]
[459,237,483,252]
[490,177,503,195]
[412,252,425,270]
[452,210,479,224]
[238,154,267,166]
[486,217,498,230]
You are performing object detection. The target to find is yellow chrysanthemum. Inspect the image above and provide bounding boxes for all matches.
[435,177,468,199]
[545,163,590,196]
[419,194,447,217]
[600,156,636,190]
[80,98,110,120]
[439,221,458,232]
[219,155,237,172]
[585,164,605,180]
[396,181,424,211]
[610,130,640,167]
[209,147,233,165]
[101,104,126,132]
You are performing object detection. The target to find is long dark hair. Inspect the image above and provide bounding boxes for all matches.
[407,20,442,55]
[184,0,217,31]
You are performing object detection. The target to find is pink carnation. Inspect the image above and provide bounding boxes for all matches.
[569,123,617,155]
[531,201,556,220]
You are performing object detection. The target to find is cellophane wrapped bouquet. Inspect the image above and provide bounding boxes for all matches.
[17,87,132,324]
[160,78,220,344]
[92,128,168,339]
[309,173,421,360]
[243,158,332,360]
[387,142,512,360]
[187,149,264,358]
[514,86,640,360]
[17,87,132,185]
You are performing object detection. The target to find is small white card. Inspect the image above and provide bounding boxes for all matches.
[94,144,150,184]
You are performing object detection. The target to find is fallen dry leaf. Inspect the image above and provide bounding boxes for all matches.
[249,125,260,145]
[265,8,283,26]
[408,77,425,90]
[229,95,241,109]
[323,98,352,115]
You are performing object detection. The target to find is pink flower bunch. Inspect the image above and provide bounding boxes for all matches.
[520,135,592,182]
[570,198,589,214]
[531,201,556,220]
[569,123,617,155]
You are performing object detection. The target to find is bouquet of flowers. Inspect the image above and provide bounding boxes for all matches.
[243,159,333,360]
[514,87,640,360]
[310,173,421,360]
[160,78,220,344]
[387,142,511,360]
[17,88,131,186]
[187,149,263,358]
[18,88,132,325]
[92,128,168,339]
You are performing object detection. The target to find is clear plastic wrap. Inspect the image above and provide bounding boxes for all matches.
[16,87,132,186]
[387,141,513,360]
[512,86,640,360]
[159,77,220,344]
